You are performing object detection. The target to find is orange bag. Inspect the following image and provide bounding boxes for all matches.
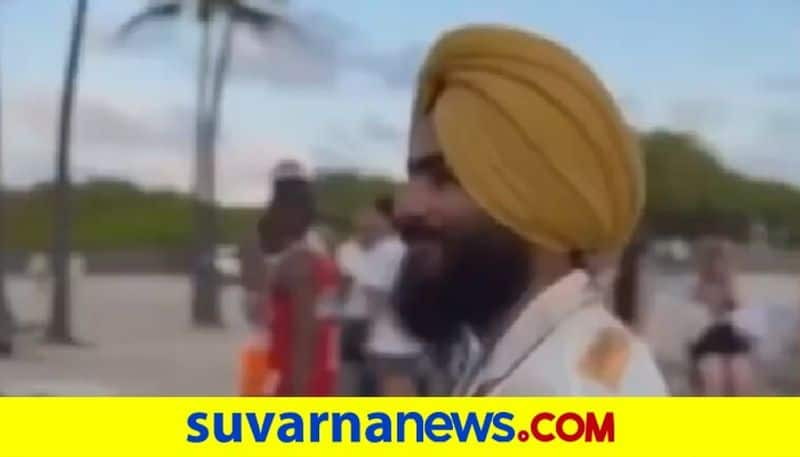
[238,332,280,396]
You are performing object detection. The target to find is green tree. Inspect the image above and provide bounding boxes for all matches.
[6,130,800,253]
[641,130,800,245]
[313,171,396,236]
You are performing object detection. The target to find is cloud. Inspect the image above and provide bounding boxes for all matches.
[227,19,340,87]
[72,135,311,206]
[311,123,364,166]
[3,85,403,204]
[309,119,407,178]
[763,110,800,138]
[296,9,360,44]
[346,44,426,89]
[76,101,193,150]
[309,145,356,170]
[728,147,800,187]
[75,154,190,193]
[5,88,196,188]
[5,87,305,204]
[667,98,729,131]
[615,95,645,123]
[13,91,193,152]
[362,115,403,144]
[725,109,800,185]
[217,140,313,205]
[759,75,800,93]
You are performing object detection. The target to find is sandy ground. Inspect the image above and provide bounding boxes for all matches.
[1,272,798,395]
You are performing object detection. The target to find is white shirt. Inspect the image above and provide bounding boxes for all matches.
[335,240,369,320]
[358,236,405,294]
[264,228,327,267]
[360,236,423,357]
[452,270,668,396]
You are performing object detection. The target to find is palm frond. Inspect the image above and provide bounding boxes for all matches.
[115,2,181,42]
[230,4,277,27]
[231,3,289,31]
[231,3,313,50]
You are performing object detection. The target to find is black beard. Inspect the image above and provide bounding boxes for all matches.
[392,222,532,346]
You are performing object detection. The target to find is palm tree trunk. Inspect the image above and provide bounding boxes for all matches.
[0,43,15,356]
[47,0,88,343]
[190,11,221,326]
[209,7,234,154]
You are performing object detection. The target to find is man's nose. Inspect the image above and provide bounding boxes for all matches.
[394,179,430,223]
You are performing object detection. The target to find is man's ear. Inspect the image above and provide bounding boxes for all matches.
[256,213,270,254]
[258,211,280,255]
[569,250,587,270]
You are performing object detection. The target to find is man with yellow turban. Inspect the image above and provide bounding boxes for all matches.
[392,25,666,395]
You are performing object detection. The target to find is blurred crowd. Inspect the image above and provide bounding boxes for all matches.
[236,158,794,397]
[230,25,800,397]
[238,160,433,396]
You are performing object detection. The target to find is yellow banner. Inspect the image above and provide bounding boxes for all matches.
[1,398,797,457]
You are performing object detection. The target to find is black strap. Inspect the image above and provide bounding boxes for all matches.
[570,250,586,270]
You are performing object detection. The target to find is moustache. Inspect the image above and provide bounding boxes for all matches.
[398,223,444,244]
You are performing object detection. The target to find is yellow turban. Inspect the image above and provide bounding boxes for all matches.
[414,25,644,253]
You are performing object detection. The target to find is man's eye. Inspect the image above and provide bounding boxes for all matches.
[431,169,456,187]
[407,156,458,188]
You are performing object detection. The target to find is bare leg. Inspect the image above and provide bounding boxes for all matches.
[688,360,702,395]
[728,354,755,396]
[380,374,417,396]
[698,355,726,396]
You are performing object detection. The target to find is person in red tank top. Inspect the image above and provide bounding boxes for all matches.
[267,245,340,396]
[258,160,340,396]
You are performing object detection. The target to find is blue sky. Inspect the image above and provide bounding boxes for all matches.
[1,0,798,205]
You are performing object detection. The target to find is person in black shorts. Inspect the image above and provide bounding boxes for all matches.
[689,238,754,395]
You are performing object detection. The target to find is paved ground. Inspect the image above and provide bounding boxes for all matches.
[1,272,798,395]
[0,275,249,395]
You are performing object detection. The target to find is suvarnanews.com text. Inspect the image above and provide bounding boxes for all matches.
[187,410,615,444]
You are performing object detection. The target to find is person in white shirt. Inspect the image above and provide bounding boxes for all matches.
[335,211,375,395]
[360,197,424,396]
[390,25,666,396]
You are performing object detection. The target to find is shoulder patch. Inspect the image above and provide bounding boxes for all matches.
[577,327,632,391]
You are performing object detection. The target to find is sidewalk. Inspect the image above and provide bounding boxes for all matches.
[1,273,797,395]
[641,273,800,395]
[0,275,249,395]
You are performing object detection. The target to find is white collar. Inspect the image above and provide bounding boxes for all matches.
[461,269,597,395]
[265,229,327,266]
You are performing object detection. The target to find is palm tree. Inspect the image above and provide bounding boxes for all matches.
[117,0,298,326]
[0,40,15,356]
[47,0,88,344]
